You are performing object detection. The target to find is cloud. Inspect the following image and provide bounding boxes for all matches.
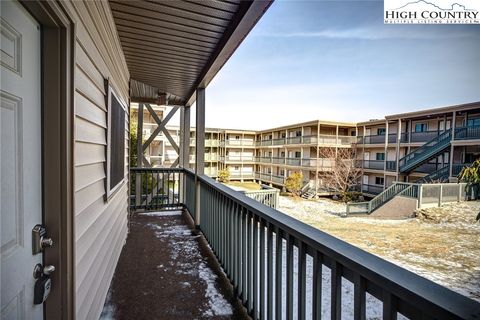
[255,27,480,40]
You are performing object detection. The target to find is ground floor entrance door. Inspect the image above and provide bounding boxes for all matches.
[1,0,43,318]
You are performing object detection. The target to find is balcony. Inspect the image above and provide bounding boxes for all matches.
[229,171,255,179]
[223,139,256,147]
[357,134,385,144]
[362,183,384,195]
[222,155,255,162]
[205,139,220,147]
[127,167,478,319]
[454,125,480,140]
[386,160,397,172]
[257,135,355,147]
[409,130,441,143]
[286,157,301,166]
[361,160,385,170]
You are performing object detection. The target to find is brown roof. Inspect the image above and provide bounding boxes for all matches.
[110,0,272,106]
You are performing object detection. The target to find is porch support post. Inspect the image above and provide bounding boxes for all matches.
[449,111,456,179]
[179,106,190,204]
[135,103,144,207]
[396,119,401,181]
[195,88,205,227]
[384,121,389,190]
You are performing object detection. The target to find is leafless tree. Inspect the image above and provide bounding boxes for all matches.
[318,147,363,200]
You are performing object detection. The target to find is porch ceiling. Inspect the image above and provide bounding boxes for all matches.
[109,0,272,106]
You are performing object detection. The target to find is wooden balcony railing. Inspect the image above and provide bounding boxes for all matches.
[131,167,480,319]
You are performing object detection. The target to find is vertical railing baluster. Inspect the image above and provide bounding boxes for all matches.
[275,227,282,319]
[260,219,266,319]
[241,208,247,304]
[383,291,397,320]
[353,274,366,320]
[267,223,273,320]
[313,250,323,320]
[226,198,231,278]
[298,241,306,319]
[233,203,239,290]
[253,215,259,319]
[286,234,294,320]
[331,261,342,320]
[248,211,253,313]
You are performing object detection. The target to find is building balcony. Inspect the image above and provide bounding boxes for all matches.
[454,125,480,140]
[386,160,397,172]
[221,155,256,162]
[229,171,255,179]
[126,167,477,319]
[205,139,220,147]
[221,140,256,147]
[362,183,384,195]
[361,160,385,170]
[358,133,410,145]
[256,135,355,147]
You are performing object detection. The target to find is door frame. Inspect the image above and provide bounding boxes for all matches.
[21,1,75,319]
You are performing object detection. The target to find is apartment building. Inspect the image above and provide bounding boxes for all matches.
[254,120,357,190]
[357,101,480,196]
[219,130,257,181]
[142,102,480,197]
[130,103,167,167]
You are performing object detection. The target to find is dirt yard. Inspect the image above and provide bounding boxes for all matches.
[278,197,480,302]
[225,181,261,191]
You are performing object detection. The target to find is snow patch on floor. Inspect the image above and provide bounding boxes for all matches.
[139,210,183,217]
[148,220,233,317]
[99,289,116,320]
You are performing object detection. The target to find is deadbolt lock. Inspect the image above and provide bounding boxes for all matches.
[32,224,54,255]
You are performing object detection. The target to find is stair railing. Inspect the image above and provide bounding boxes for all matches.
[399,128,452,173]
[346,182,417,215]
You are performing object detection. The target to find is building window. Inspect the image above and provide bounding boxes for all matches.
[236,135,240,140]
[296,130,302,137]
[376,153,385,161]
[106,83,126,199]
[281,133,286,138]
[234,166,239,170]
[295,151,301,158]
[415,123,427,132]
[280,169,285,176]
[375,177,384,185]
[377,128,386,135]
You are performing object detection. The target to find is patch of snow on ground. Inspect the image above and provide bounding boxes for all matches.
[99,289,116,319]
[139,210,182,217]
[148,220,233,317]
[263,235,408,320]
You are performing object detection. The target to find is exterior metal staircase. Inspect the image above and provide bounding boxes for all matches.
[399,128,452,173]
[346,182,418,214]
[416,163,472,184]
[416,166,449,183]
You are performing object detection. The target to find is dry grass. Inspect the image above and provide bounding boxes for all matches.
[225,181,261,191]
[278,197,480,302]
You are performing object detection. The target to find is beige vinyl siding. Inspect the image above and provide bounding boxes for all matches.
[61,1,130,319]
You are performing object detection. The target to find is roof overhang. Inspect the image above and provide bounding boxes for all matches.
[385,101,480,120]
[109,0,273,106]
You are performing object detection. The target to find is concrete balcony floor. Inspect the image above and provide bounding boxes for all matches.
[100,210,248,319]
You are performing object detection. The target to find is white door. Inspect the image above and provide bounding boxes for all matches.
[363,152,370,161]
[1,0,43,318]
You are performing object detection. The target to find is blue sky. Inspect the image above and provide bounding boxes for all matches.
[196,1,480,130]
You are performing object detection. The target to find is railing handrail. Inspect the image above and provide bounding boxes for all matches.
[399,128,452,171]
[194,172,479,318]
